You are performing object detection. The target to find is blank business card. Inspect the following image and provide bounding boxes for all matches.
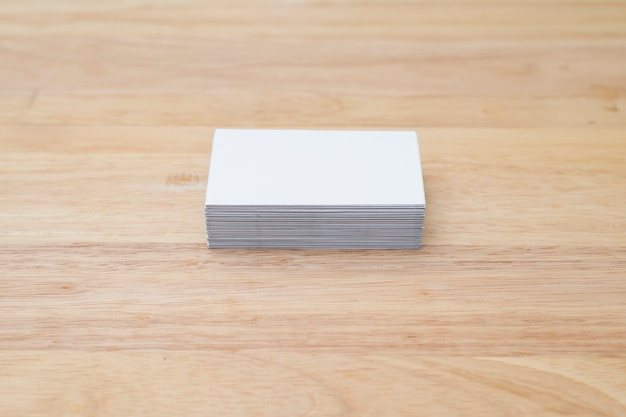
[205,129,426,249]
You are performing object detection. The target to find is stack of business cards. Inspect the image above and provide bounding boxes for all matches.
[205,129,425,249]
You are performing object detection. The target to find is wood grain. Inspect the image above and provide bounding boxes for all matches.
[1,0,625,416]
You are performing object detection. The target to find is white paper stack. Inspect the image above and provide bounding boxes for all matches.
[205,129,425,249]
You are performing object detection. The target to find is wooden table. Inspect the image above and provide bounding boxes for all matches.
[1,1,625,415]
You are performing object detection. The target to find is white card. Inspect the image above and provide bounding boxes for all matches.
[205,129,425,206]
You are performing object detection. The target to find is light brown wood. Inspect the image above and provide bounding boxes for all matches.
[1,1,625,415]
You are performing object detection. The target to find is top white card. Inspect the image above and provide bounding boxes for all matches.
[205,129,425,206]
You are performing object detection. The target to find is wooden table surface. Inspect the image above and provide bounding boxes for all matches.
[1,0,626,415]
